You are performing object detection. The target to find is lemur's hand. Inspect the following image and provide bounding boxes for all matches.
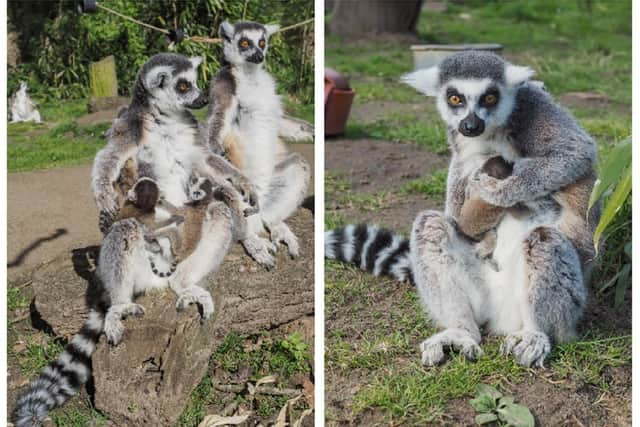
[96,192,120,234]
[469,168,517,208]
[227,175,259,209]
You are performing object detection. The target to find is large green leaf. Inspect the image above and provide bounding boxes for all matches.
[593,166,631,249]
[497,403,535,427]
[475,413,499,425]
[589,137,631,210]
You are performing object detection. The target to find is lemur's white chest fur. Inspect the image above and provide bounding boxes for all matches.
[231,67,282,198]
[453,131,557,334]
[455,130,520,178]
[137,114,201,210]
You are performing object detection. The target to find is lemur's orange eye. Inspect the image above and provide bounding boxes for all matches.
[178,82,190,92]
[448,95,462,106]
[240,39,249,48]
[484,94,497,105]
[258,39,266,48]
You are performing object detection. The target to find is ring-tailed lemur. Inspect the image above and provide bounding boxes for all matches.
[326,51,599,368]
[12,53,248,426]
[206,21,311,268]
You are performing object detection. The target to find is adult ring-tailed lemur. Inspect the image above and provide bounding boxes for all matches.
[206,21,311,269]
[12,53,255,426]
[326,51,599,368]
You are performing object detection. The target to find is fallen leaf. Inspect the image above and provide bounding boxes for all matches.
[198,414,249,427]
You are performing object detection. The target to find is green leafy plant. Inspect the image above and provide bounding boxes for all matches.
[589,137,631,306]
[469,384,534,427]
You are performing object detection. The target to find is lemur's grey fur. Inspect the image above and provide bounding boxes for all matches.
[12,53,251,426]
[326,51,598,368]
[205,21,311,269]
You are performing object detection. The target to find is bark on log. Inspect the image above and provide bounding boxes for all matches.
[30,208,314,425]
[329,0,423,36]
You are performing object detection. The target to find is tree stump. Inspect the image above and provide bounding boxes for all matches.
[329,0,423,36]
[89,55,118,98]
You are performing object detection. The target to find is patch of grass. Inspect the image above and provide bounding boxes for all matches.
[326,39,413,79]
[8,120,110,172]
[12,334,65,378]
[550,335,632,389]
[284,96,315,125]
[7,286,30,311]
[325,213,346,230]
[51,404,107,427]
[179,331,312,424]
[355,80,418,103]
[176,376,215,427]
[352,343,527,423]
[325,173,392,211]
[419,1,631,105]
[401,168,448,199]
[346,115,448,154]
[37,99,88,123]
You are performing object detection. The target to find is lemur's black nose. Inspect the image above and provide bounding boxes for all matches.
[247,51,264,64]
[459,112,485,137]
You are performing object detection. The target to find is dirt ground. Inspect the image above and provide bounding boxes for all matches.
[325,118,631,426]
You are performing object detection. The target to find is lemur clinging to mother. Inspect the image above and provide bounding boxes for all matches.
[12,53,250,427]
[206,20,311,268]
[326,51,599,368]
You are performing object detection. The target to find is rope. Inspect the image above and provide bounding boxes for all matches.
[94,2,313,45]
[95,3,169,35]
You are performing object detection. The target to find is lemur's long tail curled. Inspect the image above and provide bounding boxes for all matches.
[325,224,414,284]
[12,310,105,427]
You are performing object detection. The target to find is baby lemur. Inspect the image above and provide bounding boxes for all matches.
[457,156,513,266]
[117,172,256,268]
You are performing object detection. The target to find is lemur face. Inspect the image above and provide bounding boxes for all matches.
[219,21,279,66]
[402,51,535,139]
[188,175,213,202]
[128,178,160,212]
[140,53,208,113]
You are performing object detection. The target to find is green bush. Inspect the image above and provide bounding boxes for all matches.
[8,0,313,103]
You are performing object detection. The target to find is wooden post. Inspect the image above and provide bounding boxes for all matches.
[89,55,118,98]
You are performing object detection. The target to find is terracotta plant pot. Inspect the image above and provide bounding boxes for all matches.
[325,68,355,136]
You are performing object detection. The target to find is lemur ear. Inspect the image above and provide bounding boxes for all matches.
[505,64,535,86]
[401,67,440,97]
[219,21,234,41]
[190,56,203,68]
[146,67,171,89]
[265,24,279,38]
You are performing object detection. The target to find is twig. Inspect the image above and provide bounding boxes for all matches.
[214,383,300,397]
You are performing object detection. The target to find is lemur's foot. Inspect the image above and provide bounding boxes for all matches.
[420,328,482,366]
[269,222,300,258]
[103,303,145,346]
[502,330,550,368]
[242,236,276,269]
[176,286,215,323]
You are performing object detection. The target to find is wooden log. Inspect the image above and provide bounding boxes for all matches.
[89,55,118,98]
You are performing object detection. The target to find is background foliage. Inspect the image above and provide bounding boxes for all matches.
[7,0,313,105]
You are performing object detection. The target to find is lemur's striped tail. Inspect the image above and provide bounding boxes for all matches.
[325,224,414,284]
[12,310,105,427]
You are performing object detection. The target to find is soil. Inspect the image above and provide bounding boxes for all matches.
[325,135,632,425]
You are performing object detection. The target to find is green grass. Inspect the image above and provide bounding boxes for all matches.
[11,334,65,378]
[420,0,631,105]
[346,116,448,154]
[8,110,110,172]
[51,404,107,427]
[7,285,30,311]
[177,331,312,426]
[401,168,448,199]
